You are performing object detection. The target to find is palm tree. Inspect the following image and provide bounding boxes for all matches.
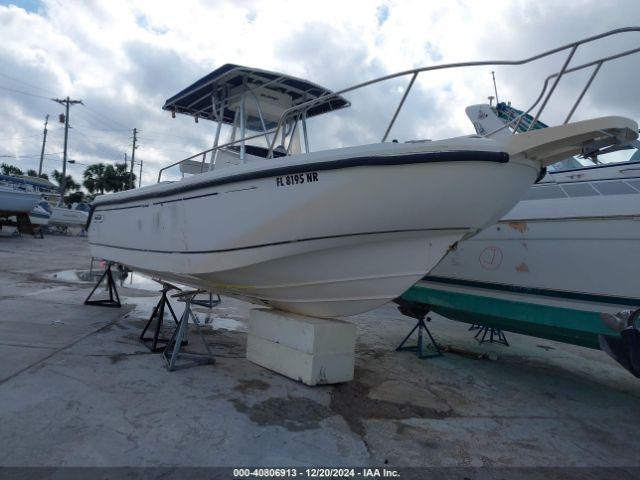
[107,162,135,192]
[26,169,49,180]
[83,163,110,194]
[52,169,80,191]
[1,163,23,176]
[65,190,85,204]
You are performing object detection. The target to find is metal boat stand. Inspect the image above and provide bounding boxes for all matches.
[84,262,121,308]
[474,325,509,346]
[393,298,443,359]
[140,280,185,352]
[599,308,640,378]
[162,289,215,371]
[178,291,221,309]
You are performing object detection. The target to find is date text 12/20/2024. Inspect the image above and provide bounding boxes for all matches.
[233,468,400,478]
[276,171,319,187]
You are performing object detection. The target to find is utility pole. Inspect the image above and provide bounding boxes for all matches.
[130,127,138,189]
[138,157,143,188]
[125,152,131,189]
[52,96,83,202]
[37,114,49,177]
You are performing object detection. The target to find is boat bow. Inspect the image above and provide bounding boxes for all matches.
[501,116,638,166]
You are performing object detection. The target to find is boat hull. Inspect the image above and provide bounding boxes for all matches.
[49,207,88,227]
[89,143,540,316]
[0,188,40,217]
[404,168,640,345]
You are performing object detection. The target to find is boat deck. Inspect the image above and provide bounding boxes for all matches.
[1,232,639,476]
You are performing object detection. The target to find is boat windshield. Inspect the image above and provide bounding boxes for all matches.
[547,157,585,172]
[550,146,640,172]
[73,202,91,212]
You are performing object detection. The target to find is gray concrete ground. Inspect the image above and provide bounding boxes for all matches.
[0,232,639,471]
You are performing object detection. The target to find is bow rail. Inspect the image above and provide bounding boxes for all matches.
[158,27,640,183]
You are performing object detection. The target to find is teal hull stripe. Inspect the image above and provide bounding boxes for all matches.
[423,275,640,308]
[403,284,622,349]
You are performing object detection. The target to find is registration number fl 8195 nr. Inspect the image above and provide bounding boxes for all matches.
[276,171,319,187]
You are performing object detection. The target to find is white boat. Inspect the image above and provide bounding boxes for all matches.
[29,202,51,227]
[48,202,89,228]
[405,101,640,363]
[88,33,639,317]
[14,176,89,229]
[0,184,40,217]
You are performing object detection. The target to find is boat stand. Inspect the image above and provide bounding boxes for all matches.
[393,298,443,359]
[84,262,121,308]
[178,291,221,309]
[140,281,185,352]
[474,325,509,346]
[162,290,215,371]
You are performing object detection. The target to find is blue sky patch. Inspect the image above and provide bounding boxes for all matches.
[0,0,41,13]
[376,4,389,27]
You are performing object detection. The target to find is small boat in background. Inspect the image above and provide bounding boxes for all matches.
[0,182,40,217]
[48,202,89,230]
[403,101,640,377]
[9,176,88,231]
[29,202,51,228]
[0,175,42,234]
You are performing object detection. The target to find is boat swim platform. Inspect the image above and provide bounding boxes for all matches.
[1,234,640,471]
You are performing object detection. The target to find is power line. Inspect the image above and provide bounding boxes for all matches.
[0,129,63,141]
[141,129,209,143]
[1,127,64,140]
[0,72,130,135]
[0,84,51,100]
[0,152,63,159]
[0,71,58,96]
[69,117,127,139]
[81,103,130,130]
[73,106,126,132]
[71,125,130,151]
[139,145,192,154]
[137,136,205,146]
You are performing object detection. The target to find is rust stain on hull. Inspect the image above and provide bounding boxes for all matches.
[507,221,528,233]
[515,262,530,273]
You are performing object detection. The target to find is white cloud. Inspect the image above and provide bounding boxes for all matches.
[0,0,639,186]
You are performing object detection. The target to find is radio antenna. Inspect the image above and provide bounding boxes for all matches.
[491,71,499,105]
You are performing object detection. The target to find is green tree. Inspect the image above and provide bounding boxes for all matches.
[108,162,135,192]
[65,190,86,205]
[25,169,48,179]
[52,169,80,191]
[83,162,134,194]
[83,163,110,194]
[1,163,23,176]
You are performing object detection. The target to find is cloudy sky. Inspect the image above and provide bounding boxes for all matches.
[1,0,639,186]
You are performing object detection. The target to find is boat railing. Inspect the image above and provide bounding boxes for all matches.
[158,27,640,183]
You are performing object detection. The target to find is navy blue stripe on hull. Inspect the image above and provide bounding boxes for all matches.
[92,150,510,209]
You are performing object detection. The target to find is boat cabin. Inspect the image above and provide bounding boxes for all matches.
[162,64,350,174]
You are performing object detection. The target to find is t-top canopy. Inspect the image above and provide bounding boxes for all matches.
[162,64,350,127]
